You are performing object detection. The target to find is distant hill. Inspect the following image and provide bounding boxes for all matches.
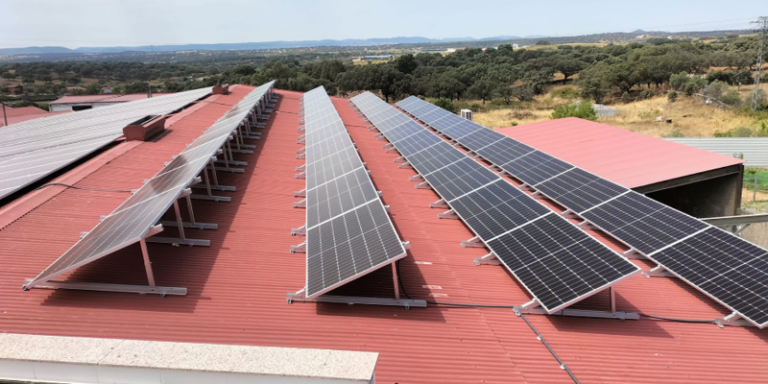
[0,29,752,62]
[0,34,589,56]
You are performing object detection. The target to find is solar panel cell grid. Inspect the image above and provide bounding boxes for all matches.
[582,192,708,255]
[487,214,640,312]
[422,158,498,202]
[451,180,552,240]
[502,151,574,186]
[651,227,768,326]
[535,168,629,213]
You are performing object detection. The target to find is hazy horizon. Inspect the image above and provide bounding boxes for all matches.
[0,0,761,49]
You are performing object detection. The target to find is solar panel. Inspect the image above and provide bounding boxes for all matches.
[650,227,768,327]
[352,92,639,313]
[0,88,215,201]
[301,87,406,299]
[24,82,276,290]
[397,95,768,327]
[487,214,640,312]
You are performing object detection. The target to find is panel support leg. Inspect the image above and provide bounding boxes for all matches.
[642,265,674,278]
[475,252,501,266]
[190,160,232,202]
[140,239,156,288]
[461,236,485,248]
[145,200,211,247]
[392,262,400,301]
[715,311,755,328]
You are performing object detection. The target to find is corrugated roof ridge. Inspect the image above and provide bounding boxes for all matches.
[332,96,537,382]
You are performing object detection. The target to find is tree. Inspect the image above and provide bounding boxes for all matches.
[233,65,256,76]
[536,40,551,46]
[551,100,597,121]
[578,65,610,103]
[553,56,586,84]
[1,72,15,79]
[432,97,455,112]
[703,80,727,100]
[394,54,418,75]
[85,83,102,95]
[466,79,496,104]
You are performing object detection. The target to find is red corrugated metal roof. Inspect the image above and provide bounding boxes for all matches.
[1,91,767,383]
[1,106,48,117]
[0,106,70,127]
[50,93,173,105]
[497,118,744,188]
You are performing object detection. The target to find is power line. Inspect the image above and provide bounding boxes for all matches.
[752,16,768,111]
[640,17,756,31]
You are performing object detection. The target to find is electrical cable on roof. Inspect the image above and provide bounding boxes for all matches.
[399,262,722,323]
[34,183,132,193]
[397,263,579,382]
[638,313,717,324]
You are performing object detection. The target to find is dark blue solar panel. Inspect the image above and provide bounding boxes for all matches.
[651,227,768,326]
[581,192,708,254]
[457,129,505,150]
[394,130,442,157]
[451,180,552,240]
[408,142,467,176]
[473,137,535,166]
[535,168,628,213]
[502,151,574,186]
[486,214,640,312]
[422,157,498,201]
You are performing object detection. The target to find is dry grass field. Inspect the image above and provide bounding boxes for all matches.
[473,83,767,137]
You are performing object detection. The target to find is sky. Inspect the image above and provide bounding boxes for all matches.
[0,0,762,49]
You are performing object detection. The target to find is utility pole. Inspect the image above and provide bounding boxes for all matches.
[1,102,7,127]
[751,16,768,111]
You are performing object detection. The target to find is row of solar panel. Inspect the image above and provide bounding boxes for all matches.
[300,87,406,298]
[350,92,640,313]
[25,82,277,289]
[0,87,215,201]
[395,95,768,328]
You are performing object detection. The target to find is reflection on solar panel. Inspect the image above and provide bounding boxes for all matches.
[396,95,768,327]
[23,82,276,295]
[352,92,639,314]
[0,87,214,201]
[293,86,407,301]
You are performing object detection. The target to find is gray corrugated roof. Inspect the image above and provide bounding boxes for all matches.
[664,138,768,167]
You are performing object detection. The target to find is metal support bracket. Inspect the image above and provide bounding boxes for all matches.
[293,199,306,208]
[214,166,245,174]
[415,181,431,190]
[230,149,254,155]
[715,312,755,328]
[437,209,459,220]
[514,293,639,321]
[393,156,406,163]
[409,174,424,182]
[286,289,427,309]
[398,162,413,169]
[295,172,306,179]
[474,252,501,266]
[295,164,306,172]
[642,265,674,278]
[294,189,306,198]
[291,225,306,236]
[429,199,448,209]
[290,242,306,254]
[386,147,399,153]
[461,236,485,248]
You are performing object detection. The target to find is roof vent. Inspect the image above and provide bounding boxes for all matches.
[123,115,167,141]
[212,84,230,95]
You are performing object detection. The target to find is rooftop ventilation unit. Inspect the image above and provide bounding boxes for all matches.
[460,109,473,121]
